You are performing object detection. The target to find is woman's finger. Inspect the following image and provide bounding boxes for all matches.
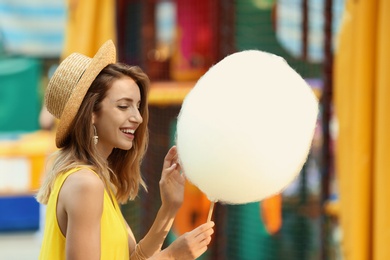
[163,146,177,169]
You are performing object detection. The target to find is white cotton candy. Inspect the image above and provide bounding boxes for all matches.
[176,50,319,204]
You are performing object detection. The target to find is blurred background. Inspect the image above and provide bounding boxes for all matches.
[0,0,389,259]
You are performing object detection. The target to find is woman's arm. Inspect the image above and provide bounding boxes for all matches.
[58,169,104,260]
[153,221,215,260]
[126,146,215,259]
[130,146,184,258]
[128,219,215,260]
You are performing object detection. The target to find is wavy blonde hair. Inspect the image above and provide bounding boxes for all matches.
[37,63,149,204]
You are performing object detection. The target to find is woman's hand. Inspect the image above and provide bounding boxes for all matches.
[164,221,215,260]
[159,146,185,211]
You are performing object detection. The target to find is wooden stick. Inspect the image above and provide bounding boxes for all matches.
[207,201,215,222]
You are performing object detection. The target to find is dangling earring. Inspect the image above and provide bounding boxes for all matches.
[93,125,98,145]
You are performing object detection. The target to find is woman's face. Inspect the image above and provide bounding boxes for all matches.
[92,76,143,158]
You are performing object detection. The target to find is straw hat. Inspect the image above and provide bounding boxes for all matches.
[45,40,116,148]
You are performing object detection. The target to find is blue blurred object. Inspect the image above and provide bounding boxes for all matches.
[0,195,40,232]
[276,0,345,62]
[0,132,22,141]
[0,0,65,57]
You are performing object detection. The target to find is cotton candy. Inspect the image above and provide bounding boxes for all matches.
[176,50,319,204]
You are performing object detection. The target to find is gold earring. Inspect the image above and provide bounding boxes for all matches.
[93,125,98,145]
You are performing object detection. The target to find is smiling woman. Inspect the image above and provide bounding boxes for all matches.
[92,77,143,158]
[36,40,214,260]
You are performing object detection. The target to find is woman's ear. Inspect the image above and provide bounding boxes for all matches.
[92,112,96,125]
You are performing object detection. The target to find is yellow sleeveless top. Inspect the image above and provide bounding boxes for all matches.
[39,168,129,259]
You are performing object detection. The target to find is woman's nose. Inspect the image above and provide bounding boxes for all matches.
[129,109,143,124]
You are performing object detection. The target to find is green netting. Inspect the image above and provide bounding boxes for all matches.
[226,203,282,260]
[235,0,322,78]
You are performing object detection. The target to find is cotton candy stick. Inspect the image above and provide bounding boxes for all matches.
[206,201,215,222]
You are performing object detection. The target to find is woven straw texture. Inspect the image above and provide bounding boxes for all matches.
[45,40,116,147]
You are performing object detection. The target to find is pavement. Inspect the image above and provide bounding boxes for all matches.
[0,231,41,260]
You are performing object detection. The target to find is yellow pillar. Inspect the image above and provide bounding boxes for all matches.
[373,0,390,259]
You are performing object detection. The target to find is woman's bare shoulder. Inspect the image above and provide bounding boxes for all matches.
[65,168,104,190]
[60,168,105,210]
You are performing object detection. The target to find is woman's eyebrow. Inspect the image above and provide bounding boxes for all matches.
[116,97,134,102]
[113,97,141,105]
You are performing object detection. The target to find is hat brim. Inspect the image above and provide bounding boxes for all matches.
[55,40,116,147]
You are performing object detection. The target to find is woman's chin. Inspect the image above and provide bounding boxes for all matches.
[116,142,133,151]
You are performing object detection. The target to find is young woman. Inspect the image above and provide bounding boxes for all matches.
[37,40,214,259]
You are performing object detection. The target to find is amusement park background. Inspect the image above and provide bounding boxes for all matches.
[0,0,389,259]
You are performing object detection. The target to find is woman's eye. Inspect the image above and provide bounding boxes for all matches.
[118,105,129,110]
